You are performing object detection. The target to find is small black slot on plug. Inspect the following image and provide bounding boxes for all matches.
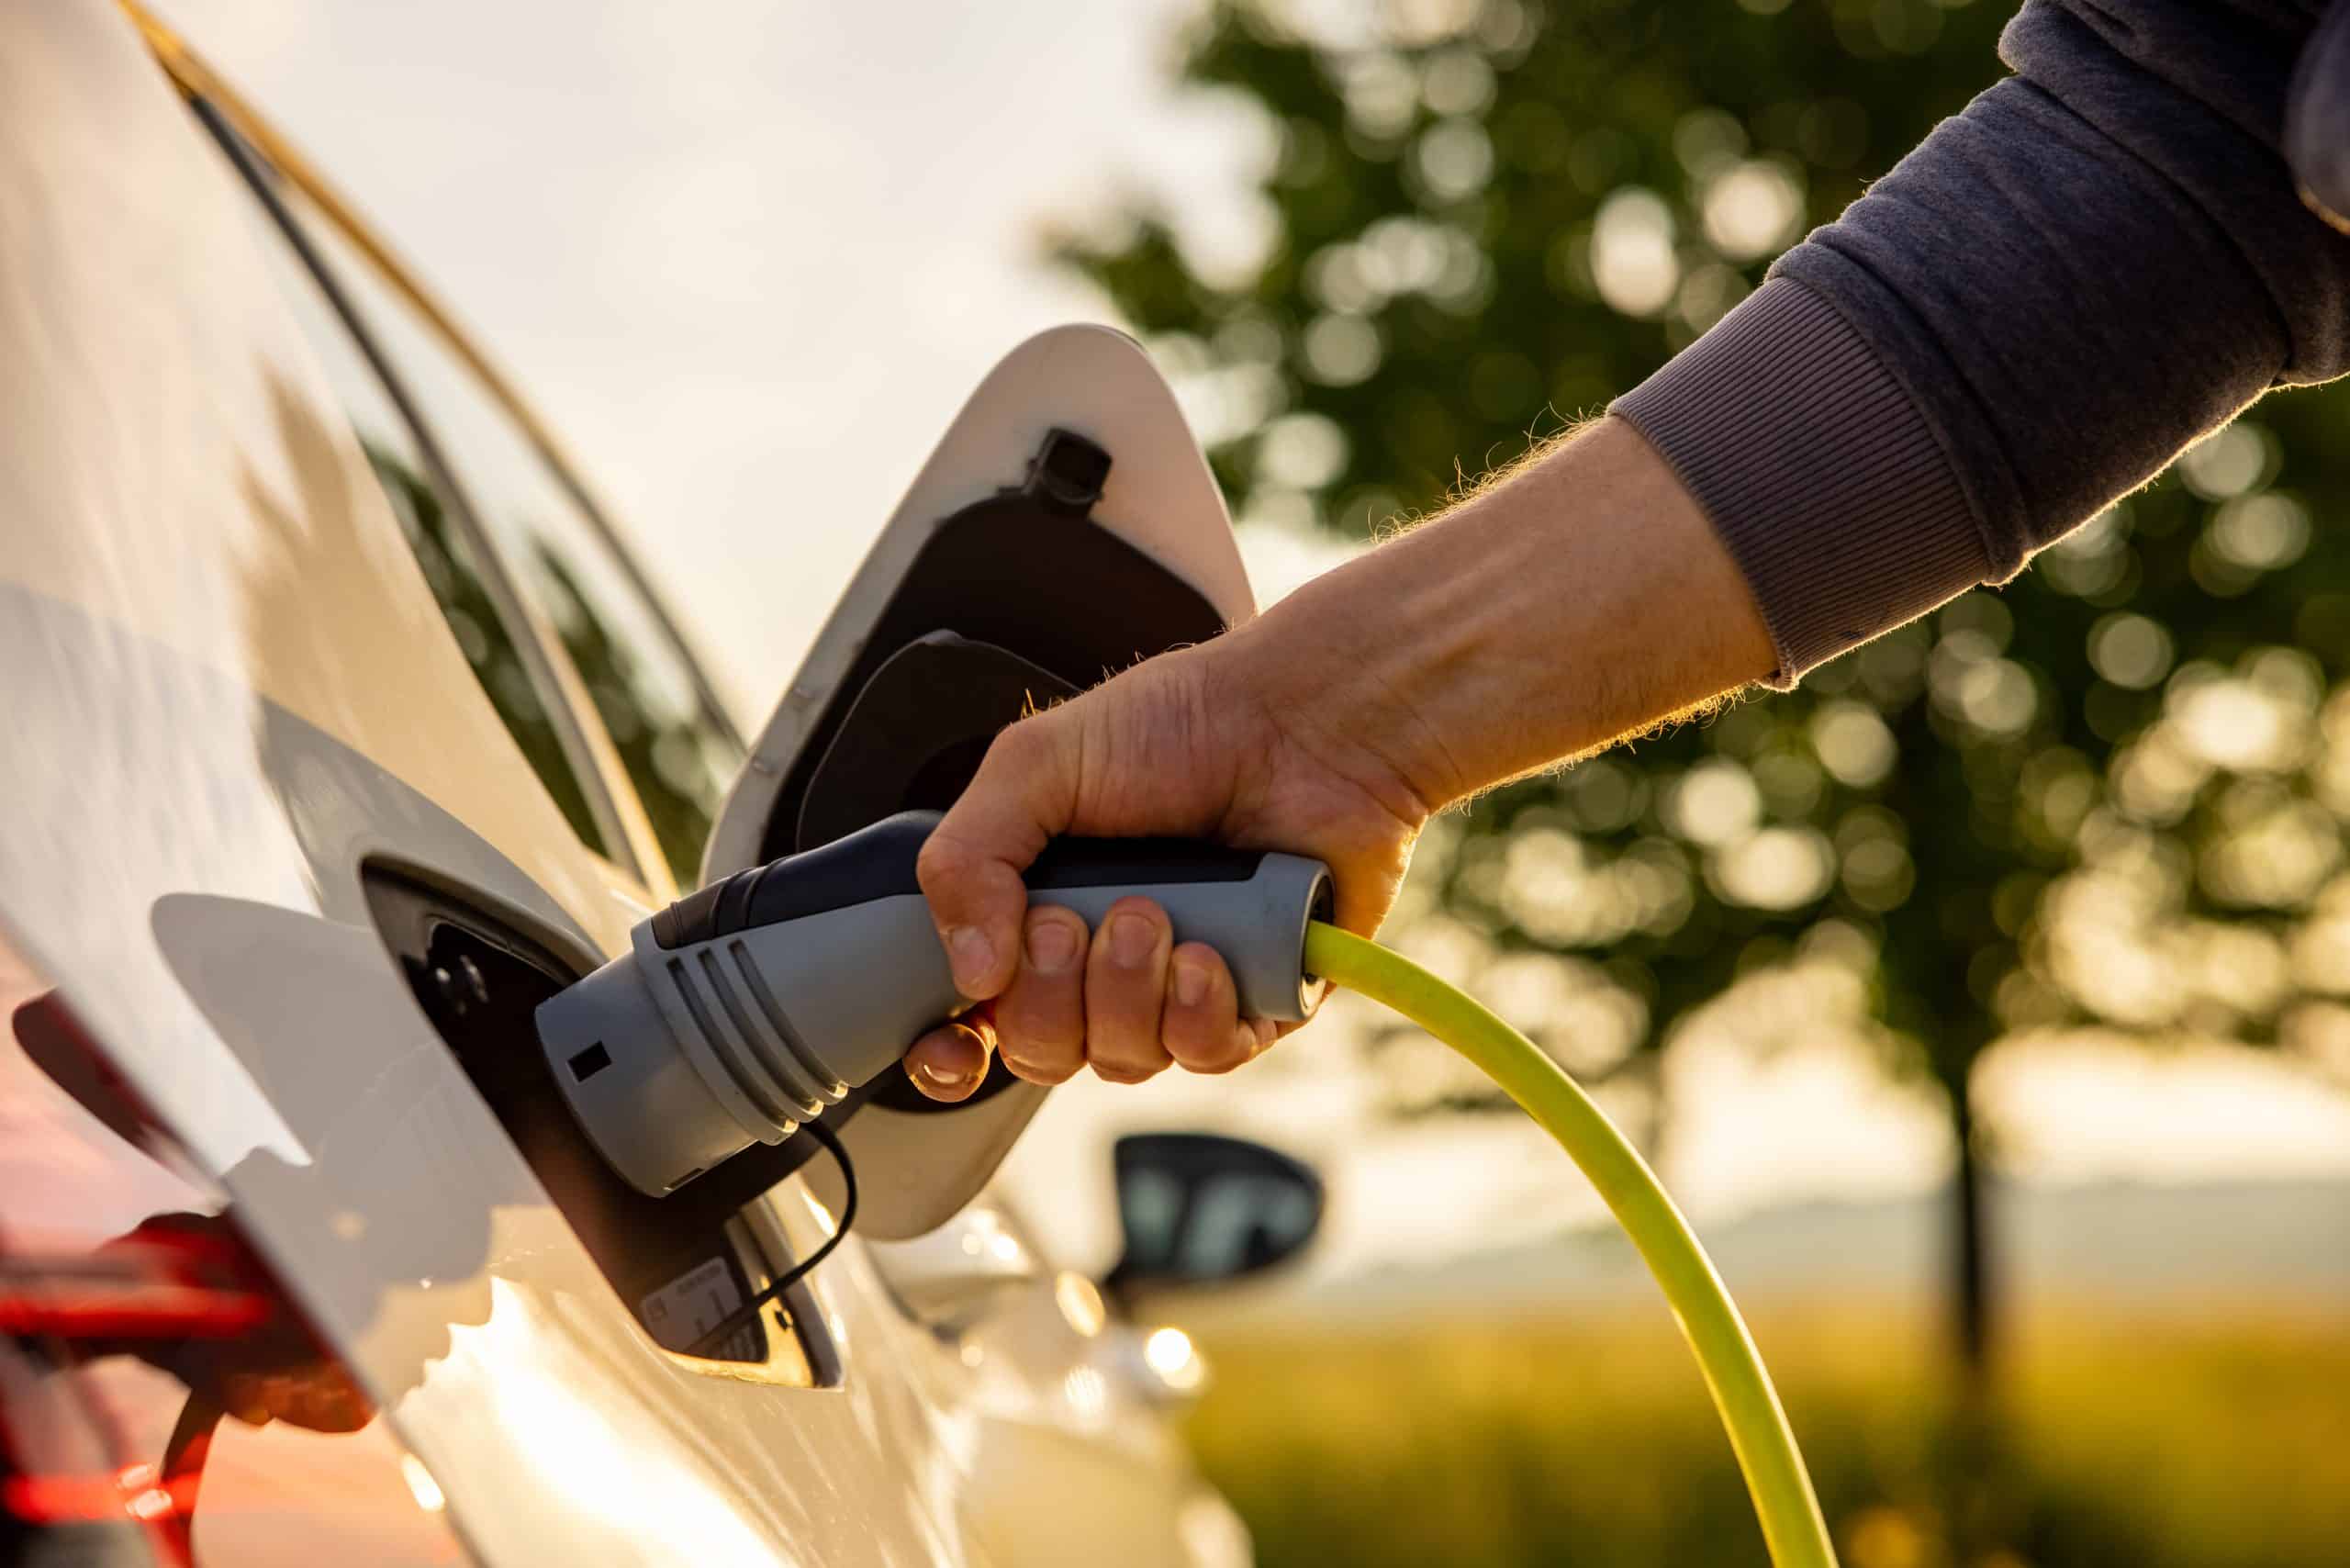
[568,1041,613,1081]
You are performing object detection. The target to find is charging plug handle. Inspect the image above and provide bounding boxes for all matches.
[537,810,1332,1197]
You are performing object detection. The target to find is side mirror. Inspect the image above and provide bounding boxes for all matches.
[1105,1133,1323,1294]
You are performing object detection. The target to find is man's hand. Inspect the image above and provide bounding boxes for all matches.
[904,417,1775,1099]
[904,632,1433,1097]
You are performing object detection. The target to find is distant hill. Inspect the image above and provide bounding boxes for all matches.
[1192,1176,2350,1329]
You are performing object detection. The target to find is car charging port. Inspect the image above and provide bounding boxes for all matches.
[361,864,837,1379]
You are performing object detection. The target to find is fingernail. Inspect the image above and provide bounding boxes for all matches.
[1027,918,1080,973]
[917,1058,976,1091]
[946,925,994,990]
[1173,957,1209,1008]
[1109,913,1158,969]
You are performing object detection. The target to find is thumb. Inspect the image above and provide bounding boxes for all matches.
[917,716,1077,999]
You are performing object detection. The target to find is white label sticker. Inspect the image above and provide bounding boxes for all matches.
[640,1257,745,1354]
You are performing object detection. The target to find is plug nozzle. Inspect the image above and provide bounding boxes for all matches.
[536,942,798,1195]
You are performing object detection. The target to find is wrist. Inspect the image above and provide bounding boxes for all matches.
[1222,417,1774,808]
[1217,553,1472,818]
[1210,593,1454,824]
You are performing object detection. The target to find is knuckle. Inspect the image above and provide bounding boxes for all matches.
[1002,972,1082,1035]
[1181,1048,1248,1076]
[990,715,1047,760]
[1169,1035,1247,1073]
[1000,1049,1080,1085]
[999,1002,1082,1056]
[914,833,977,895]
[979,714,1060,786]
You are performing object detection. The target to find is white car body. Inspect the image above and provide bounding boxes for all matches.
[0,4,1266,1563]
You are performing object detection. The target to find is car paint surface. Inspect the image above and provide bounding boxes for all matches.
[0,3,1246,1562]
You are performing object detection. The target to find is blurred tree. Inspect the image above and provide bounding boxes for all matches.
[366,440,728,885]
[362,440,610,855]
[532,546,728,885]
[1055,0,2350,1382]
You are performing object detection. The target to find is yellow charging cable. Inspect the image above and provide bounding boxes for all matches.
[1304,923,1839,1568]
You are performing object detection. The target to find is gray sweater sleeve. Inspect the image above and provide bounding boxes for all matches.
[1612,0,2350,688]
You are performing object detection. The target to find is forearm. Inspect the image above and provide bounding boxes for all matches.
[1225,417,1773,812]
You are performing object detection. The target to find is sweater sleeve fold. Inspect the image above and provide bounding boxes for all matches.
[1611,0,2350,687]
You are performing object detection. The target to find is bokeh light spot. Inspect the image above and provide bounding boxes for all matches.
[1715,826,1836,910]
[1669,760,1762,846]
[1413,118,1494,203]
[1592,188,1679,317]
[1257,411,1350,488]
[2208,493,2310,571]
[1811,700,1898,787]
[2177,421,2275,500]
[2088,613,2174,689]
[1301,313,1382,385]
[1700,161,1805,262]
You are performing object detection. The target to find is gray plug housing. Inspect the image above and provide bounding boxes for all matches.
[537,834,1331,1198]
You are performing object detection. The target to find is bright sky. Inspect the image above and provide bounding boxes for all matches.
[151,0,1277,720]
[151,0,2350,1283]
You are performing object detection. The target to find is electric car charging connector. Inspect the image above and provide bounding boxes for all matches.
[533,812,1839,1567]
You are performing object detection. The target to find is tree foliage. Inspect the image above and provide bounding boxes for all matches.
[1058,0,2350,1357]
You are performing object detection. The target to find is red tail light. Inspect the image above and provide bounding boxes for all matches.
[0,1233,272,1341]
[2,951,464,1564]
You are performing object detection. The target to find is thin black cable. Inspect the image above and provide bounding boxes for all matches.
[684,1116,856,1359]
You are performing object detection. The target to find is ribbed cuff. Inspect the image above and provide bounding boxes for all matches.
[1611,279,1990,689]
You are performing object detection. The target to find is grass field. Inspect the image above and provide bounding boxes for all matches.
[1184,1300,2350,1567]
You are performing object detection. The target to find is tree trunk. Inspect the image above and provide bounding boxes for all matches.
[1951,1080,1995,1383]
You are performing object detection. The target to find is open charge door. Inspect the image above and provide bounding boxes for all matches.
[703,325,1255,1238]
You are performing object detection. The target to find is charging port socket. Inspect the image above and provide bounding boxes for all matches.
[363,864,838,1380]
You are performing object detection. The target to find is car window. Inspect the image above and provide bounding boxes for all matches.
[267,193,743,887]
[221,134,620,865]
